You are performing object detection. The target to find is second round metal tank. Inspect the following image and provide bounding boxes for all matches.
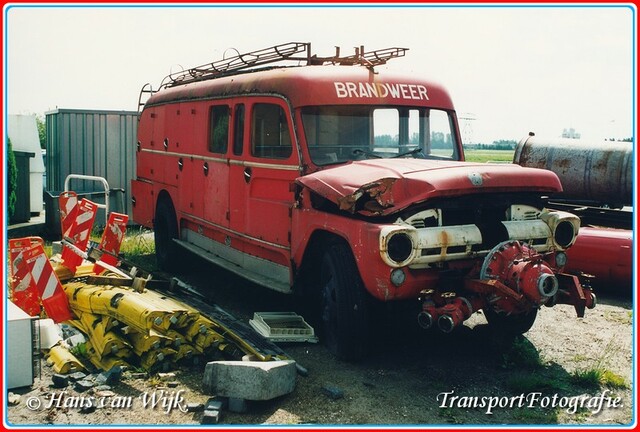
[513,136,633,207]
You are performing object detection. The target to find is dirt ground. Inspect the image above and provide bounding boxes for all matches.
[6,260,635,427]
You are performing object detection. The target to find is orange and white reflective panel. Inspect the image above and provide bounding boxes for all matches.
[93,212,129,274]
[61,198,98,274]
[8,237,45,317]
[24,244,73,323]
[59,191,79,238]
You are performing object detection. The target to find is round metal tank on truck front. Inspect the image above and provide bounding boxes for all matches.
[513,136,633,207]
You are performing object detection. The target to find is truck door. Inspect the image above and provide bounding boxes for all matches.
[228,98,300,270]
[201,103,231,227]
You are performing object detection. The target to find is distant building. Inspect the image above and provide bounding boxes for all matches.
[562,128,581,139]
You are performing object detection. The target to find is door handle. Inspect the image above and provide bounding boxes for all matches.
[243,167,252,183]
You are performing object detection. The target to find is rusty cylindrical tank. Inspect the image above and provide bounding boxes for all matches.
[513,136,633,207]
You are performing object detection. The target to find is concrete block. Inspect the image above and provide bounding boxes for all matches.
[95,367,122,386]
[203,360,296,401]
[74,379,95,392]
[94,385,112,393]
[186,403,204,412]
[52,373,69,388]
[201,409,221,424]
[205,397,226,411]
[68,371,87,382]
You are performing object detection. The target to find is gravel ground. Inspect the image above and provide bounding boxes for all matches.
[6,261,635,427]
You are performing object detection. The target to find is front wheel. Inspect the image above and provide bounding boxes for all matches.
[320,242,371,361]
[484,307,538,335]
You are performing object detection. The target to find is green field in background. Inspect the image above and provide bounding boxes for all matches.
[463,149,515,163]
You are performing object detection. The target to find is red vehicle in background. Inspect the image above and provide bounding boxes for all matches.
[132,43,595,360]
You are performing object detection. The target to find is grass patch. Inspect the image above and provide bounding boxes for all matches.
[604,310,632,325]
[571,354,590,363]
[87,225,157,273]
[463,149,515,163]
[120,227,155,256]
[501,336,545,369]
[570,369,602,388]
[570,337,628,389]
[601,370,628,389]
[571,368,628,389]
[119,227,157,273]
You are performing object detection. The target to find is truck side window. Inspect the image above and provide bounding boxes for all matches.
[208,105,230,154]
[251,103,292,159]
[233,104,245,156]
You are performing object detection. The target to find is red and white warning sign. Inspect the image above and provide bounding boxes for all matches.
[59,191,79,238]
[8,237,45,317]
[61,198,98,274]
[93,212,129,274]
[23,244,73,323]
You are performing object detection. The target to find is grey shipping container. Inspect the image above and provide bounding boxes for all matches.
[45,109,138,227]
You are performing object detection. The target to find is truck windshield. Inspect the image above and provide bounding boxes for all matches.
[301,106,460,166]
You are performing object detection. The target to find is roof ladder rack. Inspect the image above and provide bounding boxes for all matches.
[310,45,408,68]
[137,83,155,115]
[151,42,409,92]
[161,42,311,88]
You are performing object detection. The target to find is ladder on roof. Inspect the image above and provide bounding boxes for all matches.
[310,45,408,67]
[161,42,311,88]
[159,42,409,89]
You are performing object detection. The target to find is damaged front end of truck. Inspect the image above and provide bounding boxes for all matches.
[296,158,596,344]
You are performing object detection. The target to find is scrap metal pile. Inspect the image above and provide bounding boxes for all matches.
[8,192,286,374]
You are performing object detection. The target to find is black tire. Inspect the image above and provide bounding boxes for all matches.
[484,307,538,335]
[154,196,181,272]
[320,242,370,361]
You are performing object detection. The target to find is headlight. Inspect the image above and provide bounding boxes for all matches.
[388,232,413,263]
[540,210,580,250]
[380,227,417,267]
[554,221,575,249]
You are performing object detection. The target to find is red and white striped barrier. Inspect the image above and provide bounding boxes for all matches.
[8,237,45,317]
[23,244,73,323]
[59,191,79,238]
[61,198,98,274]
[93,212,129,274]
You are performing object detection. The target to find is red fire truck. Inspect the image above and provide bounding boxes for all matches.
[132,43,595,360]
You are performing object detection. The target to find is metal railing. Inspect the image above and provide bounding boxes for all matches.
[64,174,111,217]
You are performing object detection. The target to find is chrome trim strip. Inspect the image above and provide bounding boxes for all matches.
[140,148,300,171]
[141,148,226,164]
[181,212,291,251]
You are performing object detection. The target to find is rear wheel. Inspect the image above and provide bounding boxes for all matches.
[484,307,538,335]
[154,197,181,271]
[320,242,370,361]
